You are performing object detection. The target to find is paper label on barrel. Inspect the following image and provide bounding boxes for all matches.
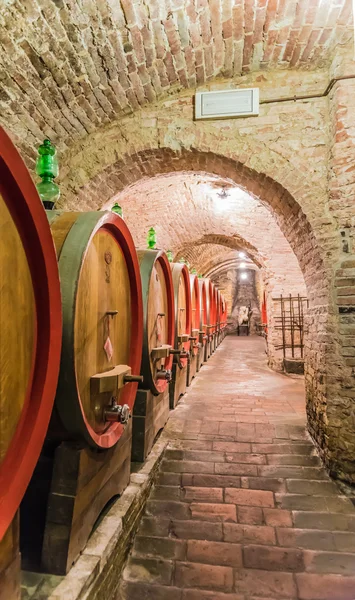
[104,336,113,361]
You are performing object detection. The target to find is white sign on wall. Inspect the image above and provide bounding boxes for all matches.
[195,88,259,120]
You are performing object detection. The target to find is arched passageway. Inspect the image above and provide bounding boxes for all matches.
[62,144,347,481]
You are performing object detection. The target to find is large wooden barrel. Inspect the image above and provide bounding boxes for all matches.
[189,274,200,357]
[222,295,228,329]
[216,289,221,332]
[137,250,175,395]
[204,278,214,341]
[0,127,62,540]
[48,211,143,449]
[212,284,218,335]
[198,279,208,349]
[171,263,192,367]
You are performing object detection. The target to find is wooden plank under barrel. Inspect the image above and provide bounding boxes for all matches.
[170,263,192,409]
[187,274,201,386]
[132,249,175,462]
[0,126,62,599]
[39,210,143,574]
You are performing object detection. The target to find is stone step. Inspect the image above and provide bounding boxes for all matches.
[276,494,355,514]
[266,454,320,466]
[251,443,314,455]
[285,479,340,496]
[293,511,355,531]
[257,465,328,480]
[276,527,355,551]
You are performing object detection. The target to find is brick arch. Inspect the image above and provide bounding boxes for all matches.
[62,143,355,481]
[205,260,257,279]
[72,146,325,303]
[175,234,263,271]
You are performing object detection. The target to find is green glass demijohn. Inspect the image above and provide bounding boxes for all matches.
[35,139,60,210]
[147,227,157,249]
[111,202,123,217]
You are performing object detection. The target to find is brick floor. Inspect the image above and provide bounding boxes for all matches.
[118,336,355,600]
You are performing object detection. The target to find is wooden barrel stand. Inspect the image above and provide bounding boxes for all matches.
[41,422,132,575]
[0,516,20,600]
[169,264,192,409]
[0,127,61,597]
[23,210,143,575]
[132,250,175,463]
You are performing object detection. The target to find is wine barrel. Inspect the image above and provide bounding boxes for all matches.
[221,295,228,329]
[216,289,221,344]
[190,274,200,357]
[198,279,208,349]
[171,263,192,367]
[205,279,214,339]
[48,211,143,449]
[0,127,62,540]
[198,279,208,346]
[137,250,175,395]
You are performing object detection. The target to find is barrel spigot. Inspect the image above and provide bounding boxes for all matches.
[124,374,144,384]
[104,399,131,424]
[156,369,172,381]
[169,349,181,355]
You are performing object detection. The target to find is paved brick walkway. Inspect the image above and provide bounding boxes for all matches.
[118,336,355,600]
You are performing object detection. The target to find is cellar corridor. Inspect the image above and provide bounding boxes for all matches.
[119,336,355,600]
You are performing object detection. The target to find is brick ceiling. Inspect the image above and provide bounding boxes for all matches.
[0,0,352,165]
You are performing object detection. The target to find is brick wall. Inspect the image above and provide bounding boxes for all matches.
[53,66,355,481]
[0,9,354,481]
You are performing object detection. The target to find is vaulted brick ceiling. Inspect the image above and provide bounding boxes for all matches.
[0,0,352,166]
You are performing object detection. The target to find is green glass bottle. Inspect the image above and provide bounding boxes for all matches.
[179,257,190,269]
[166,250,173,262]
[111,202,123,217]
[147,227,157,249]
[191,267,197,274]
[198,274,203,279]
[36,139,60,209]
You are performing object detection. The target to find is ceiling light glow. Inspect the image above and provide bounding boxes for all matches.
[239,262,246,268]
[240,272,248,280]
[238,252,245,258]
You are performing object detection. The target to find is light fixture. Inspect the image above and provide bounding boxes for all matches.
[239,262,246,268]
[240,272,248,280]
[217,187,229,199]
[238,252,245,258]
